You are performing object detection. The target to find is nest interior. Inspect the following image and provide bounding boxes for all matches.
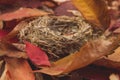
[18,16,101,61]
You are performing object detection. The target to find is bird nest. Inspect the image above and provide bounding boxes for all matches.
[18,16,101,61]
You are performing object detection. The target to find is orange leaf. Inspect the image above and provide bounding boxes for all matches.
[0,57,35,80]
[35,35,120,75]
[72,0,110,30]
[0,8,50,21]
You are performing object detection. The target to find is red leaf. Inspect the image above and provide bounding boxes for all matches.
[109,19,120,32]
[0,30,18,43]
[0,30,9,39]
[25,41,51,66]
[0,57,35,80]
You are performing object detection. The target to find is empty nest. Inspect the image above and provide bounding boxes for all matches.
[18,16,101,61]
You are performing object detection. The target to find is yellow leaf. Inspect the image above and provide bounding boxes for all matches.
[72,0,110,30]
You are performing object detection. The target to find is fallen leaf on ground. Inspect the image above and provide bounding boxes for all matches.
[70,65,120,80]
[108,19,120,32]
[54,1,77,16]
[94,47,120,70]
[109,73,120,80]
[35,35,120,75]
[0,20,3,29]
[25,41,51,66]
[0,0,54,8]
[0,29,18,43]
[0,41,27,58]
[107,47,120,62]
[0,8,50,21]
[2,20,28,41]
[0,30,9,39]
[72,0,110,30]
[0,57,35,80]
[113,20,120,33]
[0,60,4,76]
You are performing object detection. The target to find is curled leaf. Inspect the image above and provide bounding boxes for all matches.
[2,21,28,41]
[72,0,110,30]
[94,47,120,70]
[0,41,27,58]
[0,8,50,21]
[0,57,35,80]
[25,41,51,66]
[35,35,120,75]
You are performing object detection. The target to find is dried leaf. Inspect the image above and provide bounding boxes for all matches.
[2,21,28,41]
[70,65,120,80]
[0,8,50,21]
[54,1,77,16]
[107,47,120,62]
[0,57,35,80]
[0,0,55,8]
[0,30,9,39]
[0,60,4,76]
[0,29,18,43]
[53,0,69,3]
[94,58,120,70]
[35,73,44,80]
[94,47,120,70]
[109,73,120,80]
[35,35,120,75]
[113,20,120,33]
[108,19,120,32]
[72,0,110,30]
[0,20,3,29]
[25,41,51,66]
[0,41,27,58]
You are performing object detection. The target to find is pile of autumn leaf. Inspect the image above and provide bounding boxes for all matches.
[0,0,120,80]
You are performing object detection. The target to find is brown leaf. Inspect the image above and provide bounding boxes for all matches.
[0,20,3,29]
[0,60,4,76]
[72,0,110,30]
[94,47,120,70]
[54,1,77,16]
[0,41,27,58]
[107,47,120,62]
[2,20,28,41]
[35,35,120,75]
[0,8,50,21]
[35,73,44,80]
[0,57,35,80]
